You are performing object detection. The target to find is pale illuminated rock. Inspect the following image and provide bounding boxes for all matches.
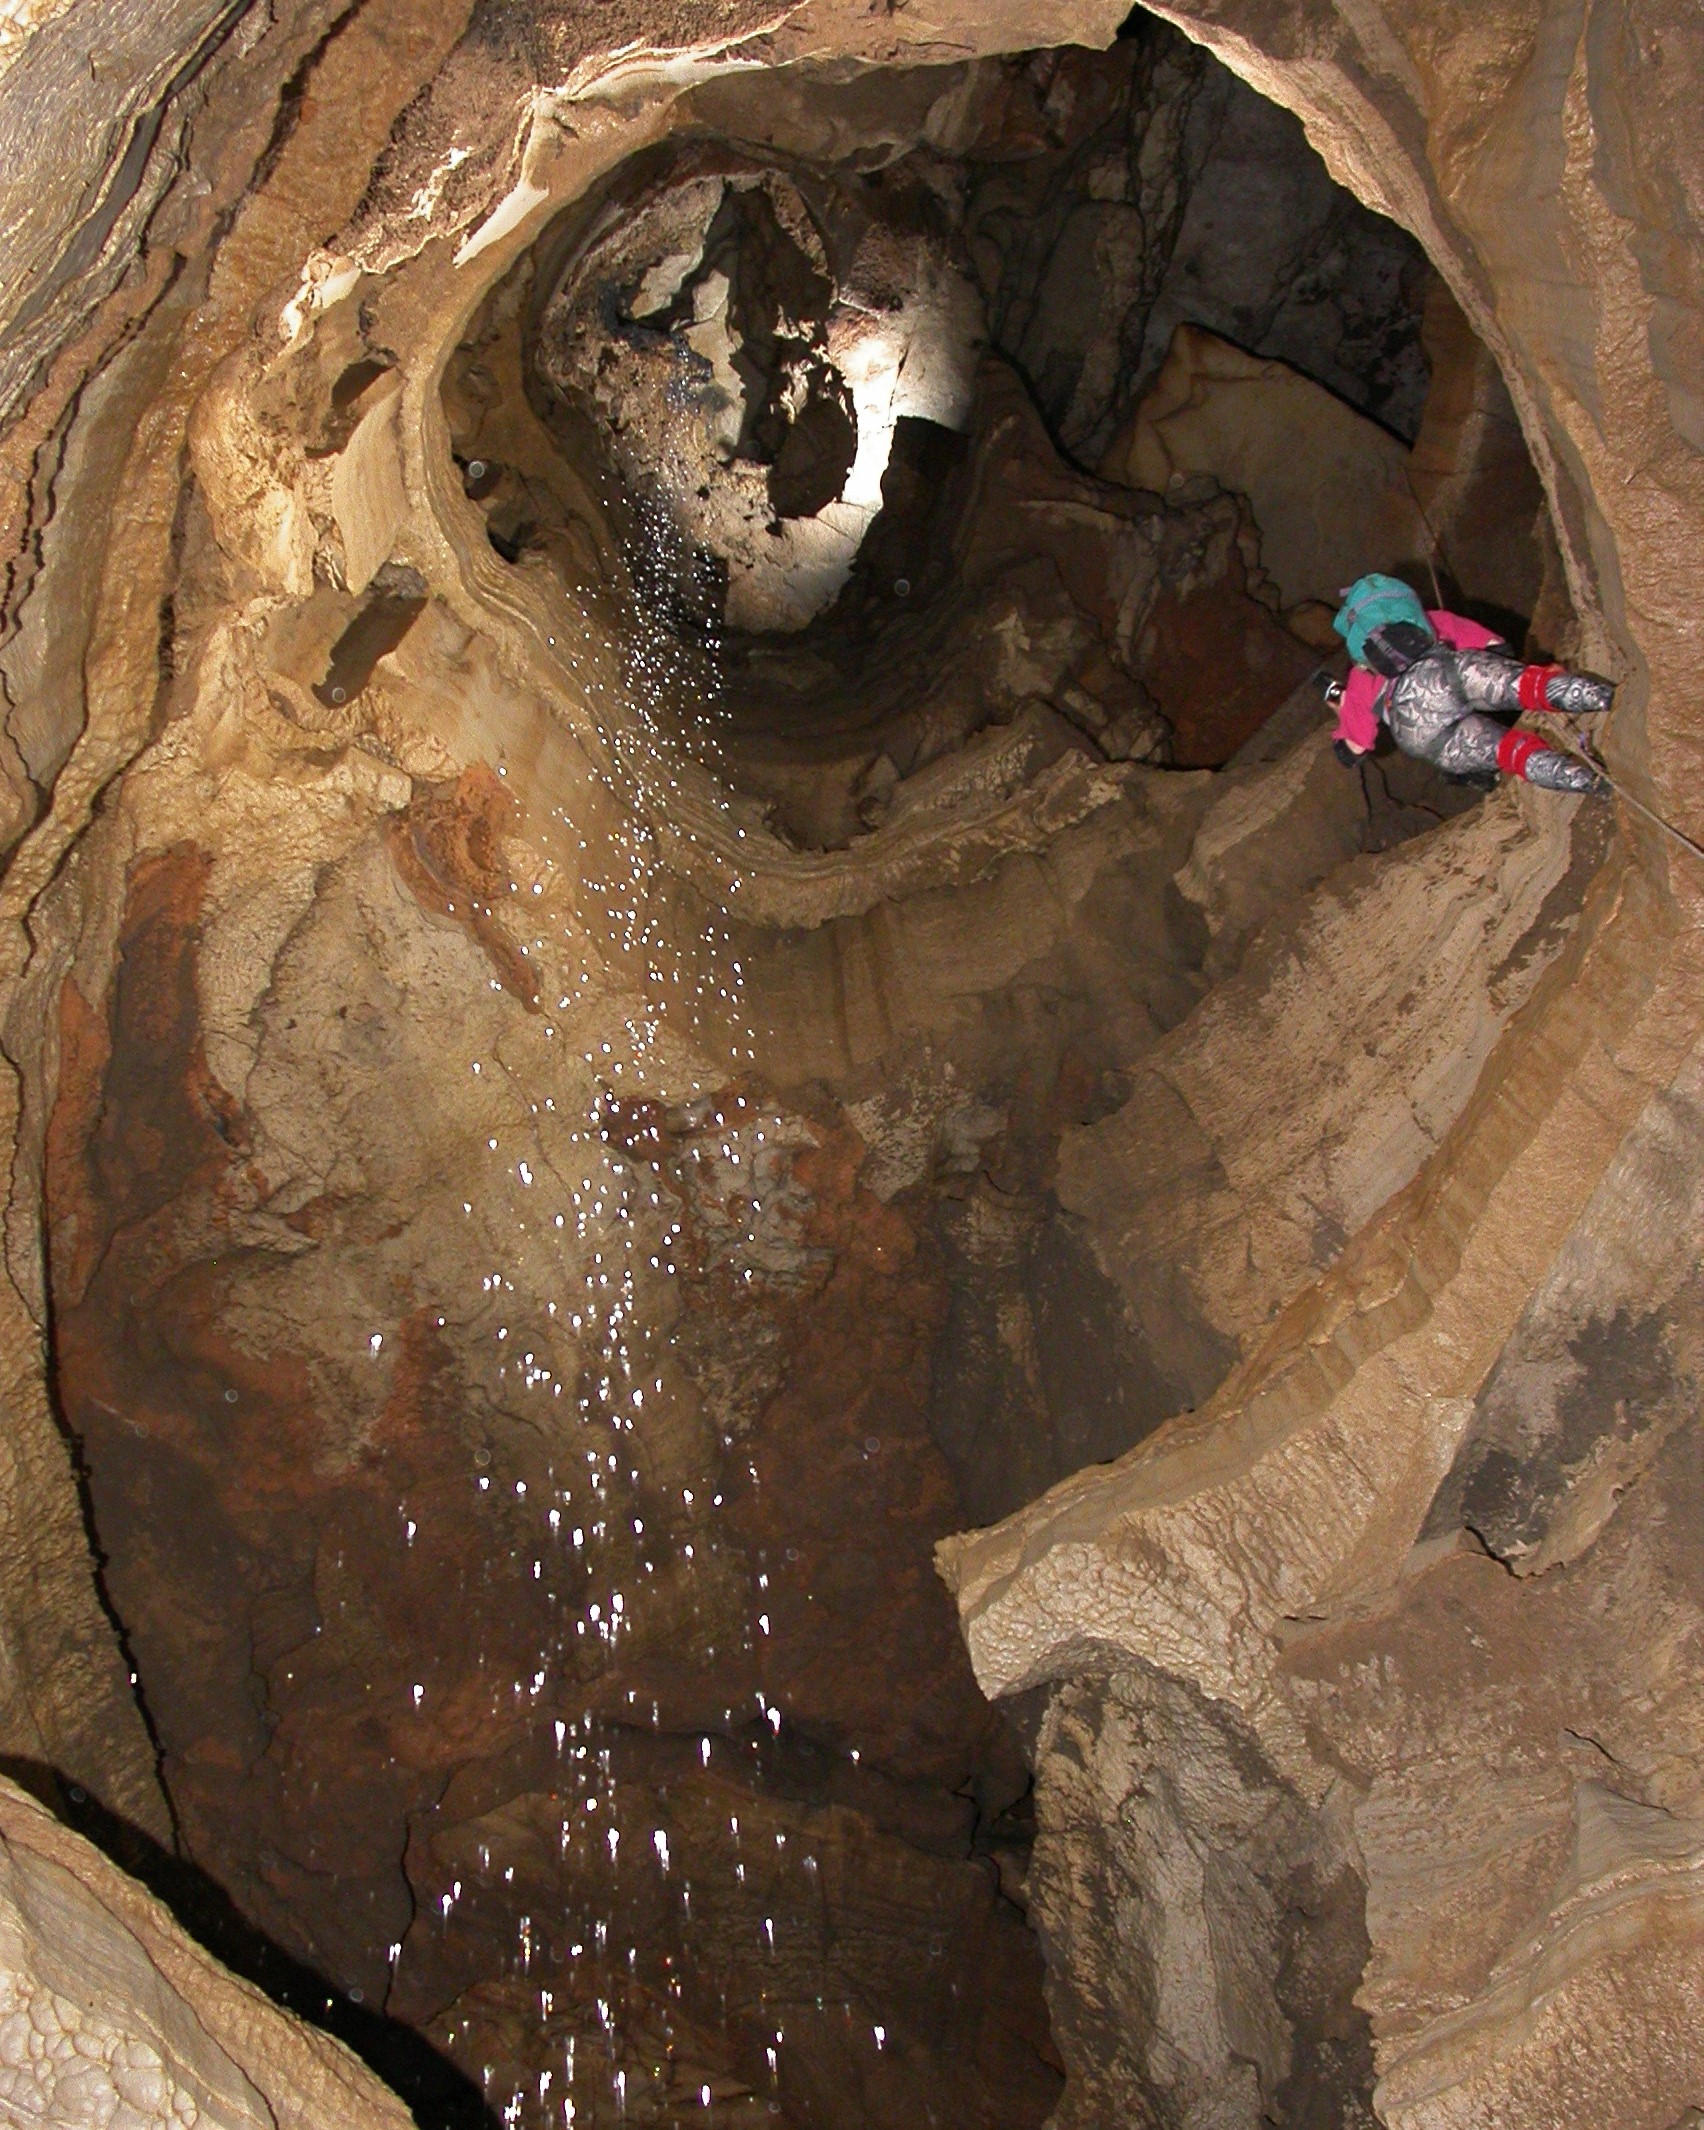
[0,1,1699,2127]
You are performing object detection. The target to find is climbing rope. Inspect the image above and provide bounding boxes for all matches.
[1534,712,1704,871]
[1399,477,1704,873]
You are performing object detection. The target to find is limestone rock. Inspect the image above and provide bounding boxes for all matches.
[1026,1670,1373,2130]
[534,154,981,632]
[956,21,1432,465]
[0,1,1700,2127]
[942,864,1704,2127]
[0,1775,412,2130]
[1371,1784,1704,2130]
[1056,783,1592,1395]
[1103,323,1427,609]
[1406,275,1548,635]
[1129,35,1435,441]
[1428,1043,1704,1575]
[1171,697,1367,977]
[1285,1399,1704,2128]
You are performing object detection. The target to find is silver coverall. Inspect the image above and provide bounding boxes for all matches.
[1381,647,1609,792]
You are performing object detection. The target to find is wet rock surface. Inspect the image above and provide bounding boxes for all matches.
[38,783,1068,2120]
[0,2,1699,2129]
[531,148,979,632]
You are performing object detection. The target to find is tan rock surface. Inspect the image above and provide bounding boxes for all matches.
[0,1775,413,2128]
[1103,323,1427,608]
[1059,781,1595,1394]
[932,0,1704,2113]
[1406,276,1549,632]
[0,0,1701,2125]
[945,860,1704,2128]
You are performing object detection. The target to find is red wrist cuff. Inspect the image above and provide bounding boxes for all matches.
[1518,663,1565,714]
[1498,727,1549,779]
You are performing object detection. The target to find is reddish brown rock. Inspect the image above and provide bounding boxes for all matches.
[2,6,1700,2130]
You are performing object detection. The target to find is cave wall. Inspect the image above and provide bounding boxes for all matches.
[958,20,1434,469]
[0,0,1699,2127]
[1146,0,1704,801]
[940,8,1704,2123]
[0,1772,412,2130]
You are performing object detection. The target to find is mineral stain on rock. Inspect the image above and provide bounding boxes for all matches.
[3,3,1702,2129]
[385,767,543,1010]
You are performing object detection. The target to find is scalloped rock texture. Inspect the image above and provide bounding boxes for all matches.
[0,1774,412,2130]
[0,2,1699,2129]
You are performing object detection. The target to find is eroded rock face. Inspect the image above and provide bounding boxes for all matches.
[1105,323,1426,611]
[943,846,1704,2129]
[0,1,1700,2128]
[713,354,1321,832]
[0,1775,411,2130]
[939,0,1704,2104]
[954,22,1433,467]
[934,0,1704,2106]
[531,149,979,632]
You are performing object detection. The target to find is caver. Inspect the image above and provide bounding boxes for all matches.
[1326,573,1613,792]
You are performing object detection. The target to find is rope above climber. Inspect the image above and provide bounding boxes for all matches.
[1322,573,1613,794]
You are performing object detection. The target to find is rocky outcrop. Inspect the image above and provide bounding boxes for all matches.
[1103,324,1426,611]
[942,849,1704,2127]
[0,1775,411,2129]
[715,352,1325,843]
[0,0,1700,2127]
[931,0,1704,2113]
[1059,779,1600,1396]
[954,20,1434,467]
[531,149,980,632]
[1124,27,1435,443]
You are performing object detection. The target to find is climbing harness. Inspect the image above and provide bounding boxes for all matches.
[1392,471,1704,870]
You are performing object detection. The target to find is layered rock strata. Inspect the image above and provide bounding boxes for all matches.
[938,0,1704,2124]
[0,0,1698,2128]
[0,1774,411,2130]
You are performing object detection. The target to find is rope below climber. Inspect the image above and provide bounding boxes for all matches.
[1321,573,1613,795]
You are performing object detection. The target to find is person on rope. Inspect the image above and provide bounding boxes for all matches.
[1323,573,1613,792]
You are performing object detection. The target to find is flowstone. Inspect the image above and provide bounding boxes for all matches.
[0,2,1700,2127]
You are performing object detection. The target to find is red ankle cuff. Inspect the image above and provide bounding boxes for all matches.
[1518,663,1565,714]
[1498,727,1548,779]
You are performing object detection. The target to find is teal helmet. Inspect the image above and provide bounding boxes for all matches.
[1333,574,1434,669]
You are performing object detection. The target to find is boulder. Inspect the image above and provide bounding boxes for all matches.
[0,1777,412,2130]
[1103,323,1429,610]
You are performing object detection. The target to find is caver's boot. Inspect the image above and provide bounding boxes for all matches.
[1518,663,1617,717]
[1545,669,1616,716]
[1498,727,1606,794]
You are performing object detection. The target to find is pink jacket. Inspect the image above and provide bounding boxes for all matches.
[1335,610,1506,752]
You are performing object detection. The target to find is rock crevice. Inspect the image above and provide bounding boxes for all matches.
[0,2,1698,2127]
